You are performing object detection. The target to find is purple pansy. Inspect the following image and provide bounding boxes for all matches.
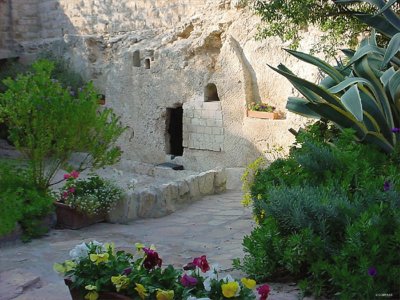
[368,267,377,277]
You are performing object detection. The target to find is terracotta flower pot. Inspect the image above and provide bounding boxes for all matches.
[247,110,279,119]
[54,202,105,230]
[64,278,134,300]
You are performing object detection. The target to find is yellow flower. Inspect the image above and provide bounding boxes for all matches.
[84,285,98,300]
[221,281,240,298]
[134,283,148,299]
[89,253,109,265]
[135,243,145,252]
[53,260,76,274]
[156,289,174,300]
[111,275,130,292]
[241,278,256,289]
[104,242,115,254]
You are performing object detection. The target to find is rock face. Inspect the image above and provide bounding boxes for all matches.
[0,0,323,170]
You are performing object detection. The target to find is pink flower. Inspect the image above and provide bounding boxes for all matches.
[62,191,69,199]
[70,170,80,179]
[180,274,198,287]
[192,255,210,273]
[63,173,71,180]
[68,187,75,194]
[257,284,270,300]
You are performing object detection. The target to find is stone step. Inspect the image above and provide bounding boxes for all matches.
[0,269,41,300]
[13,282,70,300]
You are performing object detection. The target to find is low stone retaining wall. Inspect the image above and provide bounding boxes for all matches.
[108,169,226,223]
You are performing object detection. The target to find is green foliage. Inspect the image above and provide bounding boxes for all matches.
[37,52,85,94]
[0,163,24,235]
[0,59,126,190]
[252,0,398,56]
[0,162,54,240]
[0,58,32,93]
[272,3,400,153]
[237,123,400,297]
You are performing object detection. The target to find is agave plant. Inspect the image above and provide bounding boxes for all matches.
[271,0,400,153]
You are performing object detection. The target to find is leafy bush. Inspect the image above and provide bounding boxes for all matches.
[0,59,126,190]
[59,172,123,216]
[0,162,54,240]
[237,126,400,297]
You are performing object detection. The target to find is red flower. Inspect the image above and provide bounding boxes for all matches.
[63,173,71,180]
[142,248,162,270]
[257,284,270,300]
[68,187,76,194]
[192,255,210,273]
[70,170,80,179]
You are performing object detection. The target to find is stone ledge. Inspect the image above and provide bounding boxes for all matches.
[0,269,42,300]
[108,169,227,223]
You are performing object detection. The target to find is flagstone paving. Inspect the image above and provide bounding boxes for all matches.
[0,190,308,300]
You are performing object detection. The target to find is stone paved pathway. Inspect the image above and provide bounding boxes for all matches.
[0,190,305,300]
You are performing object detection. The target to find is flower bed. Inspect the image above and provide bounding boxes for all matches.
[54,241,270,299]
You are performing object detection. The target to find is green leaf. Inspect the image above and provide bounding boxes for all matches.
[340,86,363,121]
[271,64,343,107]
[382,33,400,68]
[335,0,400,31]
[354,13,399,38]
[328,77,375,94]
[374,0,399,16]
[380,67,396,87]
[354,56,394,128]
[364,131,394,153]
[346,44,385,66]
[286,97,321,119]
[283,49,345,82]
[388,70,400,109]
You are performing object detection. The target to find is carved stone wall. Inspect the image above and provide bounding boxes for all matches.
[0,0,323,171]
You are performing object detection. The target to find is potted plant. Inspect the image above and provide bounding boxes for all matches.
[247,102,279,119]
[54,241,270,300]
[55,172,123,229]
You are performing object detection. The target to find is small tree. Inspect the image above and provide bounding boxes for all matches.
[0,59,126,190]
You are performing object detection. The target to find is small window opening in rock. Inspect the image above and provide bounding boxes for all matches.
[98,94,106,105]
[165,107,183,156]
[144,58,151,69]
[205,83,220,102]
[133,50,140,67]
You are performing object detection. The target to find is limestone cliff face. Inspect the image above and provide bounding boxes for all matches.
[1,0,323,170]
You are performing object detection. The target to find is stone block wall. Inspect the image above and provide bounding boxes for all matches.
[183,101,224,152]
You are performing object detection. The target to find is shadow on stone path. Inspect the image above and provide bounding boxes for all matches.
[0,190,306,300]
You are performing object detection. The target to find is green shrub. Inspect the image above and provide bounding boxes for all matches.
[238,124,400,297]
[0,59,126,190]
[0,162,54,240]
[0,187,23,236]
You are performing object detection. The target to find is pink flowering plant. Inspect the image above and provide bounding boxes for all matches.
[58,172,122,216]
[54,241,269,300]
[248,102,275,113]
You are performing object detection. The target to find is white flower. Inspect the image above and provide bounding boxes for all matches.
[201,264,219,292]
[69,242,90,261]
[69,241,104,261]
[222,274,234,283]
[200,264,219,279]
